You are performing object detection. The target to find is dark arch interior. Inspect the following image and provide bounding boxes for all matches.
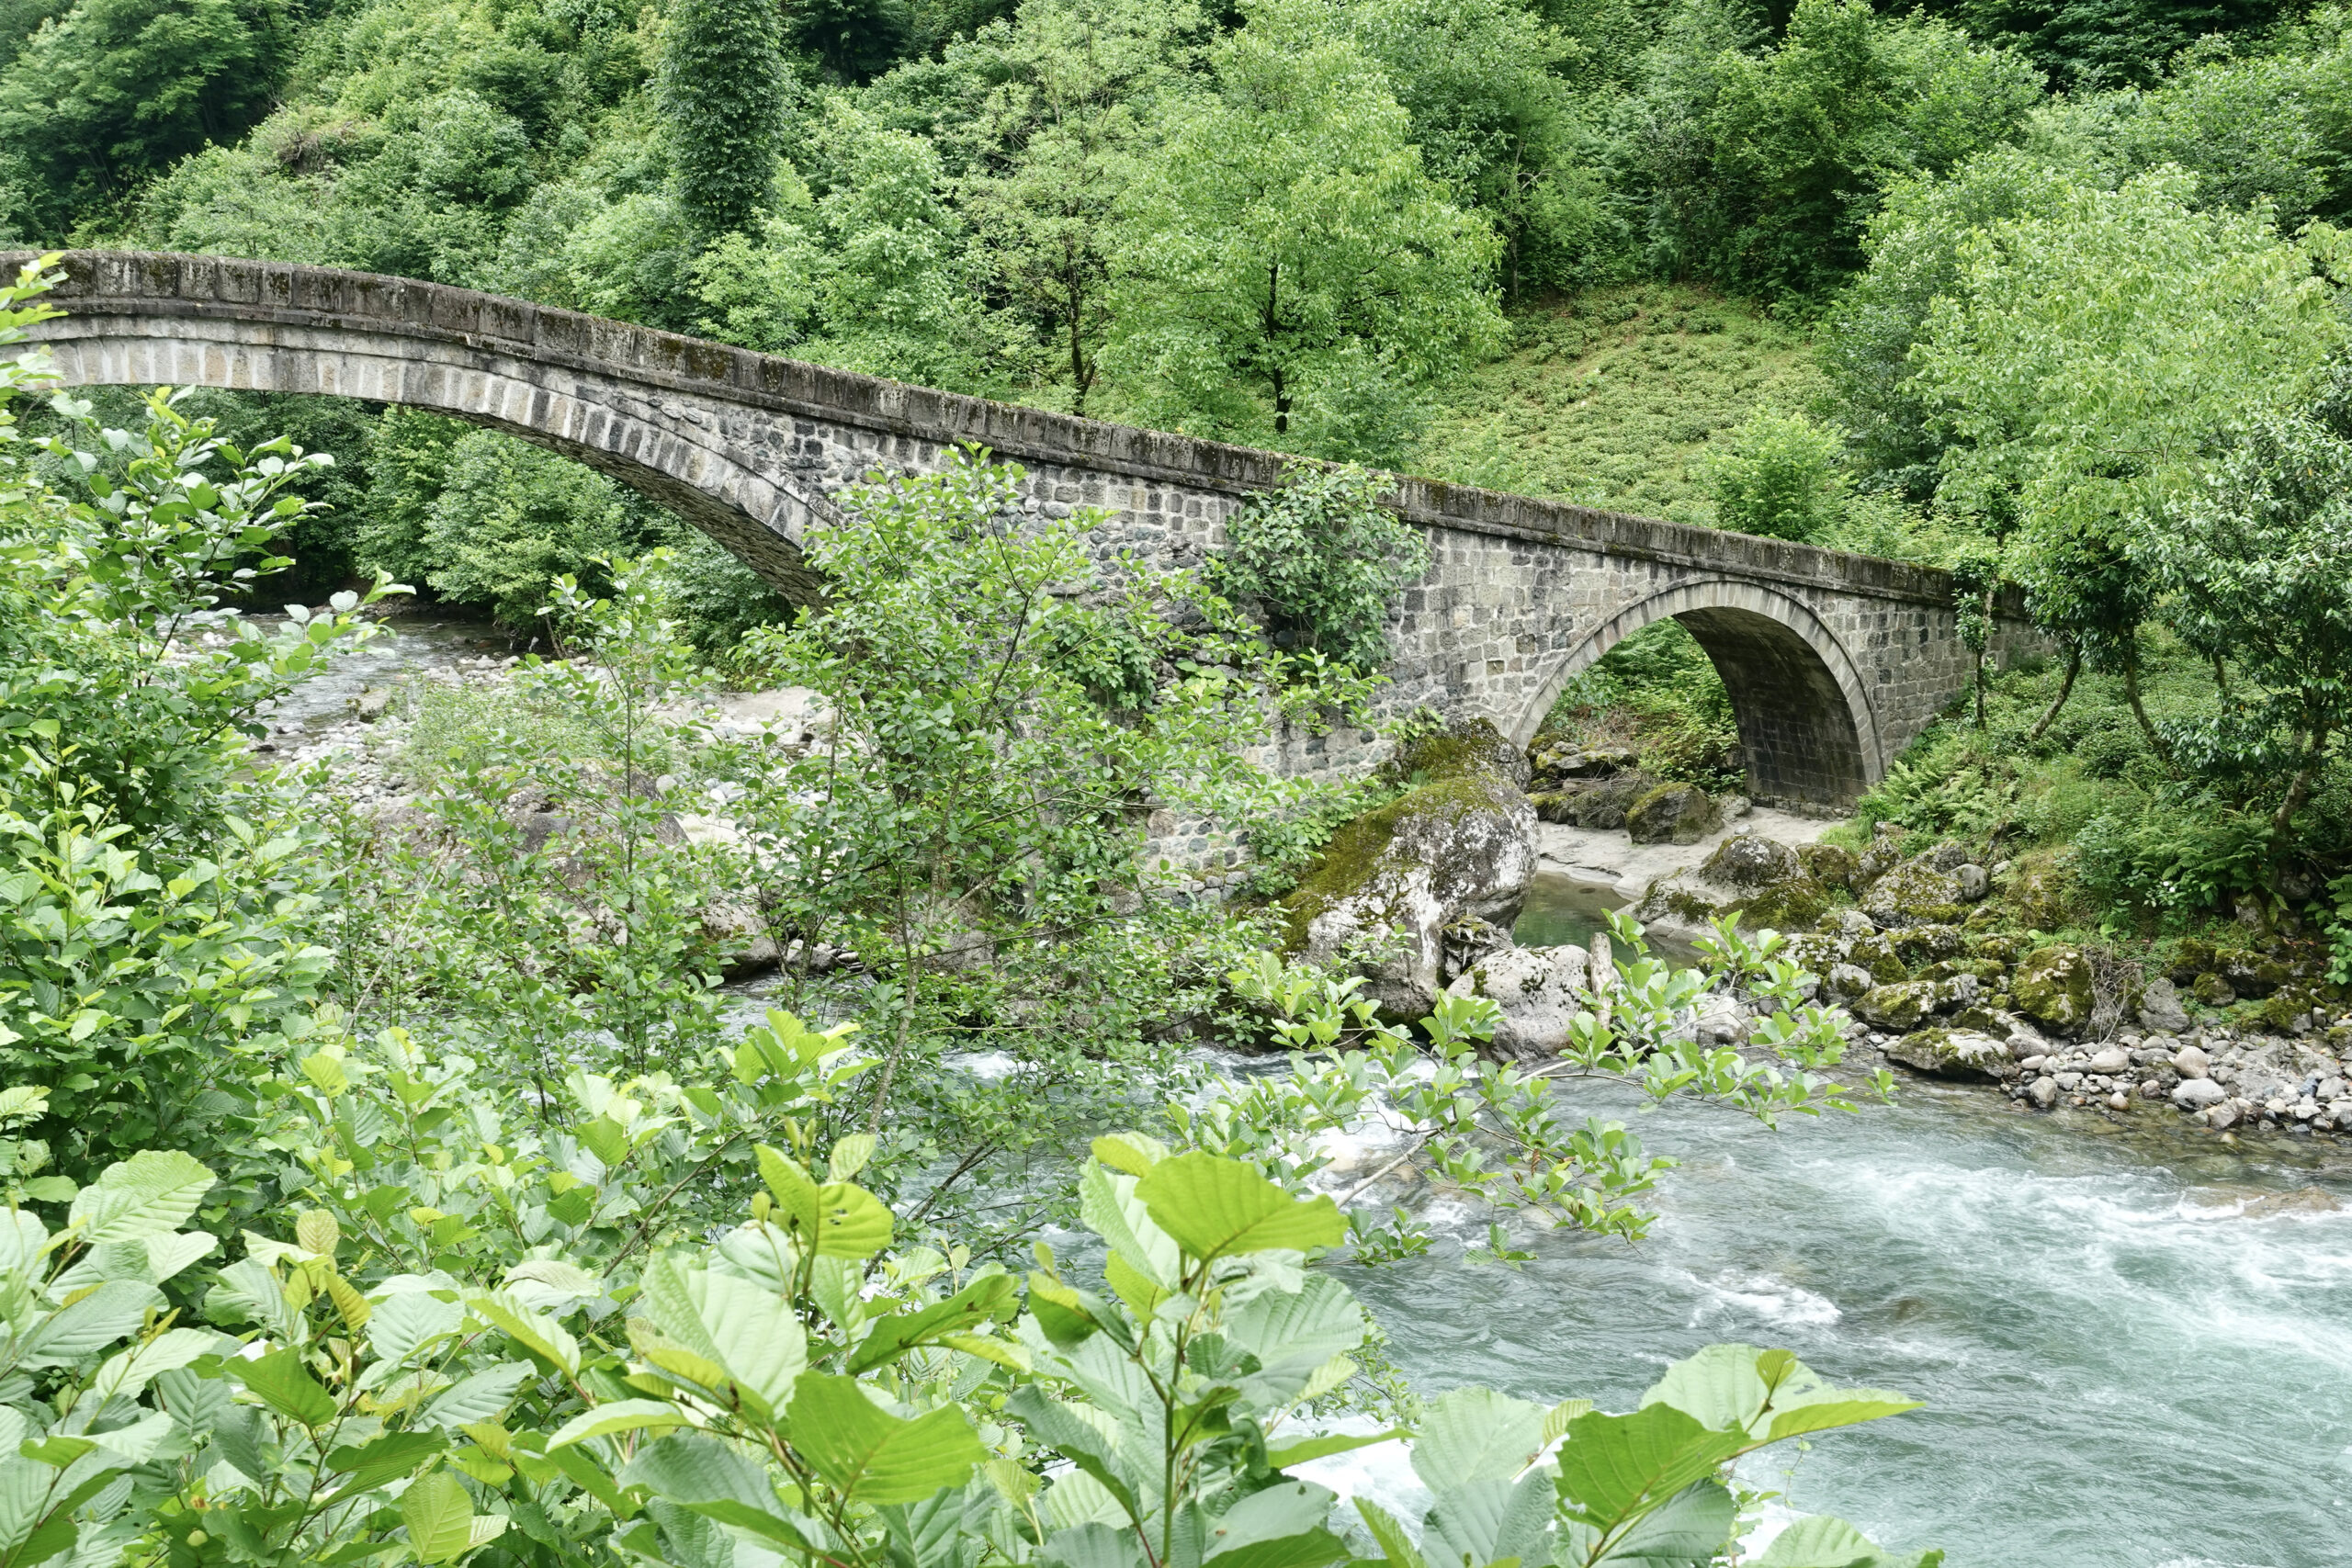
[1673,606,1869,807]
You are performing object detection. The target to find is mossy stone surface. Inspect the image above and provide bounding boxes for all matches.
[2013,944,2096,1034]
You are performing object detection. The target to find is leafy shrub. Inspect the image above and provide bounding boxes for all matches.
[1709,408,1848,542]
[2074,798,2278,923]
[1209,464,1432,674]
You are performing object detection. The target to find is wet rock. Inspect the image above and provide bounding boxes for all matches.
[1625,784,1722,846]
[2029,1076,2060,1108]
[352,687,392,721]
[1446,942,1589,1060]
[2137,976,2191,1034]
[2173,1077,2227,1111]
[2013,945,2096,1034]
[1887,1027,2009,1080]
[1853,980,1940,1032]
[2206,1100,2243,1130]
[2107,1090,2132,1111]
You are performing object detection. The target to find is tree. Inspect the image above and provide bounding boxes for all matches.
[1102,0,1503,460]
[0,0,288,232]
[2160,378,2352,836]
[1709,408,1848,541]
[1911,166,2346,753]
[960,0,1212,414]
[657,0,788,238]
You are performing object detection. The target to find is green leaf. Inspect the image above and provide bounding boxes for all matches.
[327,1431,447,1495]
[755,1145,820,1238]
[1005,1386,1140,1524]
[400,1470,476,1564]
[1594,1479,1737,1564]
[548,1400,689,1450]
[67,1151,214,1243]
[1079,1164,1180,1288]
[1201,1481,1348,1567]
[1351,1498,1426,1568]
[1263,1429,1402,1469]
[17,1280,158,1368]
[1425,1472,1554,1568]
[1088,1133,1168,1178]
[1640,1345,1920,1446]
[637,1258,806,1415]
[1554,1405,1745,1535]
[1409,1385,1548,1492]
[786,1371,987,1504]
[1040,1521,1148,1568]
[1751,1516,1890,1568]
[421,1363,534,1429]
[239,1348,337,1427]
[848,1273,1018,1374]
[468,1291,580,1376]
[828,1134,876,1180]
[813,1182,894,1259]
[1134,1153,1344,1261]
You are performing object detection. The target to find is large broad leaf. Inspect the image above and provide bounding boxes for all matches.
[1409,1385,1548,1493]
[1078,1164,1180,1288]
[368,1291,464,1366]
[548,1400,691,1450]
[1040,1521,1148,1568]
[1593,1479,1736,1565]
[849,1273,1019,1374]
[1424,1472,1555,1568]
[237,1348,337,1428]
[1554,1405,1746,1535]
[1225,1272,1366,1405]
[17,1280,159,1368]
[1263,1429,1402,1469]
[1751,1516,1944,1568]
[419,1362,534,1429]
[1641,1347,1919,1447]
[1133,1154,1344,1262]
[400,1470,476,1564]
[68,1152,213,1244]
[1200,1481,1349,1568]
[86,1328,216,1404]
[1352,1498,1427,1568]
[785,1372,988,1505]
[468,1291,581,1377]
[638,1258,807,1416]
[327,1431,448,1495]
[756,1148,895,1259]
[1004,1387,1141,1524]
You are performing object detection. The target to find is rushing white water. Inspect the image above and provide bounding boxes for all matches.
[1331,1073,2352,1567]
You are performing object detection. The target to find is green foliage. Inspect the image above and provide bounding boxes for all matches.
[0,262,395,1174]
[1628,0,2041,299]
[1911,0,2276,90]
[1208,466,1432,675]
[1543,619,1743,792]
[657,0,788,238]
[0,0,289,233]
[1709,408,1846,542]
[1103,0,1504,460]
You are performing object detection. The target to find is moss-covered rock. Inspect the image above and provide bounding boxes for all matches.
[1797,841,1858,891]
[1968,933,2022,964]
[1859,854,1968,929]
[2192,971,2235,1008]
[1854,980,1939,1031]
[2220,953,2289,999]
[2166,939,2218,985]
[1893,924,1963,965]
[1886,1027,2010,1080]
[1526,737,1635,788]
[1634,830,1828,934]
[1392,719,1531,791]
[1541,772,1658,829]
[1626,784,1721,845]
[2013,945,2096,1034]
[1281,722,1536,1018]
[2003,863,2072,931]
[1845,931,1910,985]
[1446,942,1590,1060]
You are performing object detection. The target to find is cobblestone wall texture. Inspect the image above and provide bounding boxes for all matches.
[18,251,2038,807]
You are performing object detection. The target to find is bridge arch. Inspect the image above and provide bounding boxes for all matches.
[1510,578,1885,807]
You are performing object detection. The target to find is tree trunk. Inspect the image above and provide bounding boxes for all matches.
[2272,723,2333,838]
[2120,648,2177,775]
[2025,646,2080,744]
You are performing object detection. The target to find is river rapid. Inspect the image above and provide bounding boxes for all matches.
[291,622,2352,1566]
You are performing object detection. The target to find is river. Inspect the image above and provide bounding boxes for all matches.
[1315,964,2352,1566]
[291,624,2352,1565]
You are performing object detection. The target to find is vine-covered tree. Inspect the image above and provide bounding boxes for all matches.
[657,0,788,238]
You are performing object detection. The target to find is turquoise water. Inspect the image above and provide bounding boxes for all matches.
[1328,1074,2352,1567]
[1511,872,1628,950]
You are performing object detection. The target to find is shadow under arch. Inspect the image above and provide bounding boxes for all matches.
[1510,579,1884,807]
[28,321,839,602]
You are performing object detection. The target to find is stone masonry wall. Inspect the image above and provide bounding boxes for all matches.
[17,250,2038,807]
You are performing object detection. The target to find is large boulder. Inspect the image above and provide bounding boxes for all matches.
[1852,980,1939,1032]
[1625,784,1722,845]
[2013,944,2097,1034]
[2136,976,2192,1034]
[1445,943,1591,1060]
[1634,830,1832,933]
[1532,771,1657,829]
[1527,737,1636,787]
[1887,1028,2011,1080]
[1858,852,1969,929]
[1281,722,1536,1018]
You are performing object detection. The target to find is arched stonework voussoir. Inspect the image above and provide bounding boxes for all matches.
[29,314,838,601]
[1510,578,1885,807]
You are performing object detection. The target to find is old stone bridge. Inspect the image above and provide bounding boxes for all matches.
[17,250,2033,806]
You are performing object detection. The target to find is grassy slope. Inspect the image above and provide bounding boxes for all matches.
[1411,282,1823,525]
